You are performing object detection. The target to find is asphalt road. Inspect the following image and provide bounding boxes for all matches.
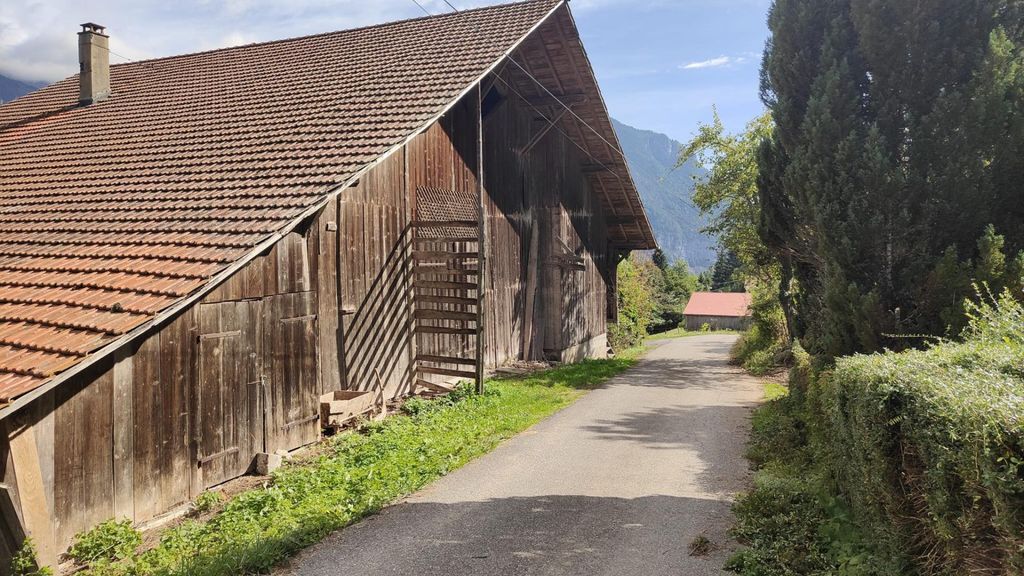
[285,334,763,576]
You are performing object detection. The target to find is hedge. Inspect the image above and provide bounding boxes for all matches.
[812,294,1024,574]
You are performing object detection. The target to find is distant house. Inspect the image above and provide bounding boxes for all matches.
[683,293,753,331]
[0,0,655,565]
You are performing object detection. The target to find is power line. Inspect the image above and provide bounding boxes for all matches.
[409,0,433,17]
[430,0,646,227]
[407,0,620,176]
[104,47,136,63]
[436,0,627,160]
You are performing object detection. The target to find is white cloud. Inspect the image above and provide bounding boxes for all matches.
[680,55,746,70]
[0,0,448,83]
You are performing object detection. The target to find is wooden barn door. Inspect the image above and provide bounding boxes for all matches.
[194,300,263,490]
[263,292,320,453]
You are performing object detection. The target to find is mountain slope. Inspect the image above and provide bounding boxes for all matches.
[0,74,42,103]
[613,119,717,271]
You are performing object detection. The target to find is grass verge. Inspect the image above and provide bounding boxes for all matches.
[727,348,910,576]
[65,350,642,576]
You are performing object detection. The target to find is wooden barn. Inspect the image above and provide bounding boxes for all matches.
[683,292,753,331]
[0,0,655,566]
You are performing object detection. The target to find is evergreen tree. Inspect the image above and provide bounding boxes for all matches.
[652,248,669,271]
[759,0,1024,356]
[711,249,744,292]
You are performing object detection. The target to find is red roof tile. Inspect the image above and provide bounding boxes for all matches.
[0,0,562,401]
[683,293,753,318]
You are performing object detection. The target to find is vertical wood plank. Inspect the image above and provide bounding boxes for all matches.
[112,349,134,520]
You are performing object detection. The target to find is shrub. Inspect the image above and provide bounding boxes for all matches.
[193,491,225,515]
[813,292,1024,573]
[68,519,142,567]
[729,345,904,576]
[610,257,657,351]
[9,538,51,576]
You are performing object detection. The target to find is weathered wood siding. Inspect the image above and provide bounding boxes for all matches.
[338,146,414,400]
[481,78,610,364]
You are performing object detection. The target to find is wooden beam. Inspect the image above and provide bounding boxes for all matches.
[413,236,480,244]
[6,420,56,568]
[417,366,478,380]
[413,251,480,261]
[415,326,477,336]
[524,92,587,108]
[414,309,478,322]
[413,267,479,278]
[112,350,134,521]
[414,295,478,307]
[414,280,479,291]
[411,220,479,229]
[475,83,488,395]
[416,355,478,366]
[580,163,613,174]
[606,216,638,226]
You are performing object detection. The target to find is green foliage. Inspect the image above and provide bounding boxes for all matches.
[10,538,52,576]
[814,293,1024,573]
[732,283,791,375]
[759,0,1024,357]
[729,349,904,576]
[610,256,658,349]
[727,465,835,576]
[680,111,776,285]
[193,491,225,515]
[68,519,142,567]
[74,356,640,576]
[649,258,701,334]
[710,249,745,293]
[677,107,789,364]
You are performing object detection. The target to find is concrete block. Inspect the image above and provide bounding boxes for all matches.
[255,453,283,475]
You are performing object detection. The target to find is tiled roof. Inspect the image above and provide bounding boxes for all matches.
[0,0,561,402]
[683,292,753,318]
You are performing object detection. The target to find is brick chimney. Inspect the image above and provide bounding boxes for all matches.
[78,23,110,104]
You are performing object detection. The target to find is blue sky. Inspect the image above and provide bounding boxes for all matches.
[0,0,770,141]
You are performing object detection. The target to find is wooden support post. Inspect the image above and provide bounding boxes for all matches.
[522,217,540,359]
[475,83,488,395]
[6,419,56,568]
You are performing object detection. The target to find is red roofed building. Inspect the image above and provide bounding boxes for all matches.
[683,292,753,331]
[0,1,655,563]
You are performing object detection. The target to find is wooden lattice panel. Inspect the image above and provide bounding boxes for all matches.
[415,186,479,239]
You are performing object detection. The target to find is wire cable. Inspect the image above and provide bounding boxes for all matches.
[438,0,627,159]
[408,0,649,239]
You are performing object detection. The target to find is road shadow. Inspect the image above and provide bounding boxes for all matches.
[286,494,735,576]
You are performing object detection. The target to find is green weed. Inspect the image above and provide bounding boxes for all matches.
[67,519,142,568]
[10,538,51,576]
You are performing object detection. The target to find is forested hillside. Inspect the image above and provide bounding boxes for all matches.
[613,119,716,270]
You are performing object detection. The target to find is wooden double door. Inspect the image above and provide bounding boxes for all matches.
[194,292,320,490]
